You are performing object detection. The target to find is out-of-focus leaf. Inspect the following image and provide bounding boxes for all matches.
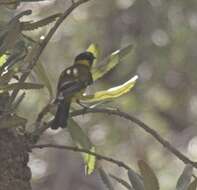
[138,160,159,190]
[99,168,115,190]
[68,119,91,149]
[11,92,25,111]
[80,75,138,103]
[0,10,32,54]
[128,168,145,190]
[0,20,21,55]
[68,119,96,175]
[33,61,53,98]
[22,13,61,31]
[3,41,26,70]
[0,82,44,92]
[92,44,133,81]
[0,92,9,112]
[187,178,197,190]
[1,0,20,10]
[0,70,17,85]
[21,0,48,2]
[0,54,8,67]
[176,164,193,190]
[87,43,100,67]
[0,114,27,129]
[110,174,134,190]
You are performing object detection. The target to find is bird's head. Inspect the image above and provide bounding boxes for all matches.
[74,51,95,68]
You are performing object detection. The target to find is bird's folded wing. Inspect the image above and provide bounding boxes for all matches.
[58,80,86,98]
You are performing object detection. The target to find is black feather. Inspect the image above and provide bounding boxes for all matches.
[51,99,71,129]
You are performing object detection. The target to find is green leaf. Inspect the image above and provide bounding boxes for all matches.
[187,178,197,190]
[138,160,160,190]
[68,119,92,149]
[84,146,96,175]
[0,82,44,92]
[176,164,193,190]
[110,174,134,190]
[91,44,133,81]
[33,61,53,98]
[68,119,96,175]
[80,75,138,103]
[128,168,145,190]
[87,43,100,67]
[0,114,27,129]
[0,54,8,67]
[99,168,115,190]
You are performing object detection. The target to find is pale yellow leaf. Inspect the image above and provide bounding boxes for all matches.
[80,75,138,103]
[87,43,100,67]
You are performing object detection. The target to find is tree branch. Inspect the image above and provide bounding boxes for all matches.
[31,107,197,169]
[70,108,197,168]
[31,143,131,171]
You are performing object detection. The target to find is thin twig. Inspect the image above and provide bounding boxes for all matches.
[70,108,197,168]
[31,107,197,169]
[31,143,131,171]
[8,0,92,106]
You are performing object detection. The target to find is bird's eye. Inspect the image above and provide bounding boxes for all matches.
[73,68,78,76]
[66,69,71,75]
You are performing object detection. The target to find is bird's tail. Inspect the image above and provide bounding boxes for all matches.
[51,99,70,129]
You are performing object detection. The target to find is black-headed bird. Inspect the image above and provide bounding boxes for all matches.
[51,51,95,129]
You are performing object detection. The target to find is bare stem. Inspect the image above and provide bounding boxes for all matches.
[31,143,131,171]
[31,107,197,169]
[70,108,197,168]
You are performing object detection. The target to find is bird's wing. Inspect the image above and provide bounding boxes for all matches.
[58,79,86,98]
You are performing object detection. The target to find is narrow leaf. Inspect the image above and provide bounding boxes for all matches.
[110,174,134,190]
[128,169,145,190]
[99,168,115,190]
[22,13,61,31]
[176,165,193,190]
[11,92,25,110]
[87,43,100,67]
[33,61,53,98]
[187,178,197,190]
[68,119,96,175]
[80,75,138,103]
[84,146,96,175]
[92,44,133,81]
[0,82,44,92]
[138,160,159,190]
[0,54,8,67]
[68,119,92,149]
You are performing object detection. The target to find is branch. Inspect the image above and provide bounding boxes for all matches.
[8,0,92,105]
[32,107,197,169]
[31,144,131,171]
[70,108,197,168]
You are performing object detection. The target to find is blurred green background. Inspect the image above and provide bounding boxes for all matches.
[1,0,197,189]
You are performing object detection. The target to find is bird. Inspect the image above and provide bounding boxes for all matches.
[50,51,95,129]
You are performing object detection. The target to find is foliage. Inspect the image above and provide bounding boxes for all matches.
[0,1,197,190]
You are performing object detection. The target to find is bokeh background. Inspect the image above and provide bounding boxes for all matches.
[1,0,197,189]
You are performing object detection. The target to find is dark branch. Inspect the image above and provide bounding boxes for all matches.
[31,144,131,171]
[70,108,197,168]
[32,107,197,169]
